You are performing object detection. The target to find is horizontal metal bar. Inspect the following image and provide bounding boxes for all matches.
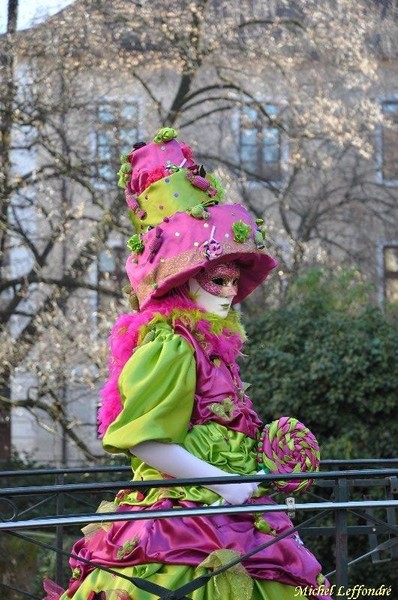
[2,468,398,498]
[328,479,389,487]
[302,524,395,536]
[322,459,398,466]
[0,480,132,496]
[0,465,131,477]
[1,499,397,531]
[0,580,39,600]
[2,463,398,480]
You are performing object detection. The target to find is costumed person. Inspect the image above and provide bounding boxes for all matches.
[44,128,331,600]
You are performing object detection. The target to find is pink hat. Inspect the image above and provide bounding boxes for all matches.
[118,128,277,309]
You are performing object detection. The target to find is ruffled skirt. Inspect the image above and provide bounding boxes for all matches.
[48,423,331,600]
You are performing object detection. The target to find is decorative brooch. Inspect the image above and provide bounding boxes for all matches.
[201,226,223,260]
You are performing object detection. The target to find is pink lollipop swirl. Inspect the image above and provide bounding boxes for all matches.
[257,416,320,494]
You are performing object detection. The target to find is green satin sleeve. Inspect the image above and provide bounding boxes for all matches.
[102,323,196,454]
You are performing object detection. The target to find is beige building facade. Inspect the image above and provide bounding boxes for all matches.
[2,0,398,465]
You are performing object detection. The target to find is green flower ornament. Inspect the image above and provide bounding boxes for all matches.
[127,234,144,254]
[232,220,251,243]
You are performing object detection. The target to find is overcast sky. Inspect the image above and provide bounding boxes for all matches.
[0,0,74,32]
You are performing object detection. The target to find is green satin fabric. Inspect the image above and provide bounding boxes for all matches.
[184,421,259,476]
[59,322,307,600]
[102,322,263,506]
[60,560,304,600]
[118,421,264,507]
[103,323,196,454]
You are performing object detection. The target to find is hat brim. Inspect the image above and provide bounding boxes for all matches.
[126,204,277,310]
[148,250,277,307]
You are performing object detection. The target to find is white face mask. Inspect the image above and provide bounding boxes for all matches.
[189,279,234,318]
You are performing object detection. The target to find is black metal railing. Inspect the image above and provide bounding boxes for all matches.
[1,460,398,600]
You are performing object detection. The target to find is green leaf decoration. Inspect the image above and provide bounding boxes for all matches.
[199,550,253,600]
[72,567,82,580]
[254,230,265,249]
[209,397,234,421]
[117,154,132,189]
[207,173,225,200]
[254,513,276,535]
[232,220,251,243]
[153,127,178,143]
[120,162,132,174]
[127,234,144,254]
[188,204,210,219]
[116,536,139,559]
[117,171,128,189]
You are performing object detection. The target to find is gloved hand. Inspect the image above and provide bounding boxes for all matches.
[130,441,258,505]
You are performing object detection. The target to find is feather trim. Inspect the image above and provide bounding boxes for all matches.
[97,297,245,438]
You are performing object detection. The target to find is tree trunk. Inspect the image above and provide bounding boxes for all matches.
[0,0,18,464]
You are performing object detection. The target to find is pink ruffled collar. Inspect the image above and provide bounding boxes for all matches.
[98,297,244,438]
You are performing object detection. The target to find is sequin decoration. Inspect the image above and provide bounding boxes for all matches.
[195,262,240,297]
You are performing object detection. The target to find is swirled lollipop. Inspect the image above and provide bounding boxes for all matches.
[257,417,320,494]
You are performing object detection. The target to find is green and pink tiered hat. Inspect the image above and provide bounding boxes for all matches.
[118,127,277,309]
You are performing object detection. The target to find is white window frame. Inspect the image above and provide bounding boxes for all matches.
[376,95,398,187]
[377,240,398,307]
[92,100,141,187]
[235,100,288,188]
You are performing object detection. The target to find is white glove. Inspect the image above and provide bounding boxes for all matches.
[130,441,258,505]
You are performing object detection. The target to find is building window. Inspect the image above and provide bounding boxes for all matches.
[97,244,126,313]
[239,104,282,182]
[95,103,139,184]
[380,100,398,183]
[383,244,398,304]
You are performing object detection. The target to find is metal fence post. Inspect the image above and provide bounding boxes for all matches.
[335,477,349,595]
[55,472,65,585]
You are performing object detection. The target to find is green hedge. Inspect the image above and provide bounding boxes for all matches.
[241,268,398,590]
[242,268,398,459]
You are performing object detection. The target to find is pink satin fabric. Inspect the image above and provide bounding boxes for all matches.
[67,497,329,598]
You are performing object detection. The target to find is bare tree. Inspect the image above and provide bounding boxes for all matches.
[1,0,20,461]
[1,0,396,463]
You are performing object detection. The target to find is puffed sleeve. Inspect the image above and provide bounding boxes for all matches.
[102,323,196,454]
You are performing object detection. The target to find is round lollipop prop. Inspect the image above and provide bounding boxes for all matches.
[257,417,320,494]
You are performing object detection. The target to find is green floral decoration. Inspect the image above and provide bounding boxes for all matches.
[116,536,140,559]
[72,567,82,580]
[207,173,225,200]
[127,234,144,254]
[254,230,265,249]
[153,127,178,144]
[167,163,182,173]
[117,153,132,189]
[122,284,140,310]
[232,220,251,243]
[254,513,276,535]
[188,204,210,219]
[199,550,253,600]
[256,218,267,238]
[209,397,235,421]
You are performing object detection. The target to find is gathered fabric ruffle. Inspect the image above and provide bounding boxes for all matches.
[49,559,311,600]
[55,423,330,600]
[126,422,261,507]
[58,495,326,599]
